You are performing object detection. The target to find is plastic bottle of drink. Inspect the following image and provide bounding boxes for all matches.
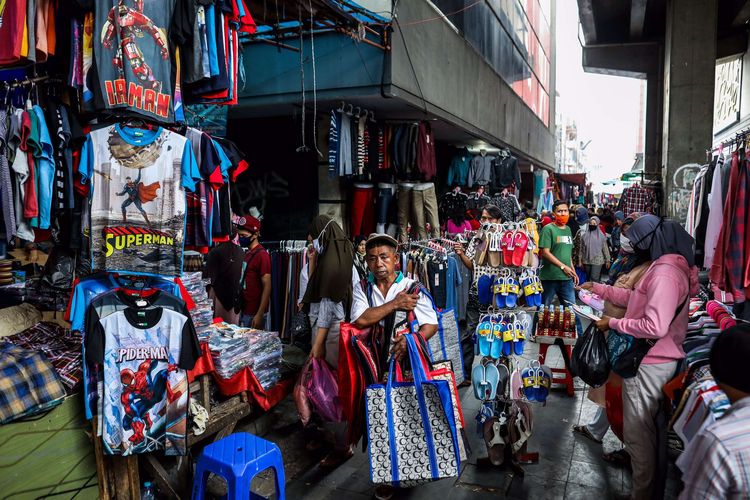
[141,482,155,500]
[562,307,572,336]
[537,307,545,335]
[542,306,550,336]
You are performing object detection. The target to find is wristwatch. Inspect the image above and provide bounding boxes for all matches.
[560,265,565,271]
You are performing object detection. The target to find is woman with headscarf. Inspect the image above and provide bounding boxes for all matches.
[353,235,368,280]
[301,215,358,468]
[302,215,356,366]
[575,216,611,283]
[581,214,699,499]
[573,213,652,462]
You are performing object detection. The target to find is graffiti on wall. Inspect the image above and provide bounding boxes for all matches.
[667,163,702,224]
[231,171,290,215]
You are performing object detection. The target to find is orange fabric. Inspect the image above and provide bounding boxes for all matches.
[137,181,160,203]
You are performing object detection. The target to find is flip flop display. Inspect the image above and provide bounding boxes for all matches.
[477,320,493,357]
[478,274,494,305]
[506,277,519,308]
[502,320,514,357]
[472,364,488,399]
[513,319,525,355]
[511,231,529,267]
[485,363,501,399]
[502,230,515,265]
[493,276,507,308]
[491,322,504,359]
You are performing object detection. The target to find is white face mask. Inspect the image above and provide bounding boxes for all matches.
[313,219,334,254]
[620,235,633,254]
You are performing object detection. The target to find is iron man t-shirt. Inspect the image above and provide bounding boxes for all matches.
[80,124,200,276]
[93,0,193,122]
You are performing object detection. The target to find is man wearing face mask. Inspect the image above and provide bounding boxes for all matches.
[237,216,272,330]
[539,200,579,310]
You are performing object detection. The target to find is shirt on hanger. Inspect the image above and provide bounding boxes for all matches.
[80,124,200,277]
[86,307,200,456]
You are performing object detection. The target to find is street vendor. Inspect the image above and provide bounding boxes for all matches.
[350,233,438,363]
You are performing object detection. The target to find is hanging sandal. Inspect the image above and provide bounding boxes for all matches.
[484,362,501,399]
[512,231,529,267]
[484,417,507,466]
[491,322,504,359]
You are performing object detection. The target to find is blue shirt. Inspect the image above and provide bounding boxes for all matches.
[445,255,463,312]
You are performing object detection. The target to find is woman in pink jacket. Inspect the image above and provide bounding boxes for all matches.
[581,214,699,500]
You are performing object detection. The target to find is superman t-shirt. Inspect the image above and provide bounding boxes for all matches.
[87,307,200,456]
[80,124,200,276]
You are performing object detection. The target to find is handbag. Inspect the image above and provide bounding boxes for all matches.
[413,286,466,385]
[289,310,312,350]
[607,298,687,379]
[365,334,461,486]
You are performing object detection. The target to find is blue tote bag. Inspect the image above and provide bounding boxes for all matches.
[365,334,461,487]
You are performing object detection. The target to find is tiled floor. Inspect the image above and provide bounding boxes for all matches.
[240,332,681,499]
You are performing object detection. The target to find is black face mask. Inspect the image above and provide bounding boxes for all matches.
[634,246,651,262]
[588,225,598,231]
[239,235,254,247]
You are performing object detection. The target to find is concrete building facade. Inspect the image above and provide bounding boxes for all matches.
[229,0,557,238]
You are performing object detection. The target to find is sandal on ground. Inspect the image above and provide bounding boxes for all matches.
[572,425,603,444]
[319,448,354,469]
[603,449,631,468]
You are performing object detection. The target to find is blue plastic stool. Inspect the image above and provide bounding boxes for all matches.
[192,433,285,500]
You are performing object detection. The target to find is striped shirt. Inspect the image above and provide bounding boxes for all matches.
[679,397,750,499]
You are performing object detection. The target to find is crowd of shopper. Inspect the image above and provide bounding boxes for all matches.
[200,201,748,500]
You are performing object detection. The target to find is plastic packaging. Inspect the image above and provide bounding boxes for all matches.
[570,324,610,387]
[306,358,343,423]
[294,360,313,426]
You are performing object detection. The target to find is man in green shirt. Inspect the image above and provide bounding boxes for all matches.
[539,200,580,311]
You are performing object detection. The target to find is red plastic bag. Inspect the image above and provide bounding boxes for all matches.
[306,358,343,423]
[294,360,313,426]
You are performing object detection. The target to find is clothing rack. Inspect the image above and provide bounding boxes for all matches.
[334,101,377,122]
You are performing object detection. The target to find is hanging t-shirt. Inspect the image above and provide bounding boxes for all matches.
[86,307,200,456]
[0,0,27,65]
[80,124,200,276]
[93,0,193,122]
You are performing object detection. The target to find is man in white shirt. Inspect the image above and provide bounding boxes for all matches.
[679,324,750,500]
[350,233,438,361]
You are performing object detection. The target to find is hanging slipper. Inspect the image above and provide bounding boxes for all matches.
[512,231,529,267]
[537,364,552,403]
[485,362,501,399]
[478,274,494,306]
[510,368,524,399]
[502,318,514,357]
[491,322,504,359]
[506,276,519,308]
[484,417,506,466]
[477,319,493,357]
[472,364,488,400]
[488,231,503,268]
[494,275,507,308]
[513,319,526,355]
[502,230,515,266]
[521,365,538,402]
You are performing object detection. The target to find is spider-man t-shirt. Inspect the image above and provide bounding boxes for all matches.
[86,307,200,456]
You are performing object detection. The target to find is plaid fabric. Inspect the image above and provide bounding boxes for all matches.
[0,342,66,424]
[5,323,83,391]
[727,159,748,294]
[618,184,655,215]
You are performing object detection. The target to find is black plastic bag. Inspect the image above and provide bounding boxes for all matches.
[570,323,610,387]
